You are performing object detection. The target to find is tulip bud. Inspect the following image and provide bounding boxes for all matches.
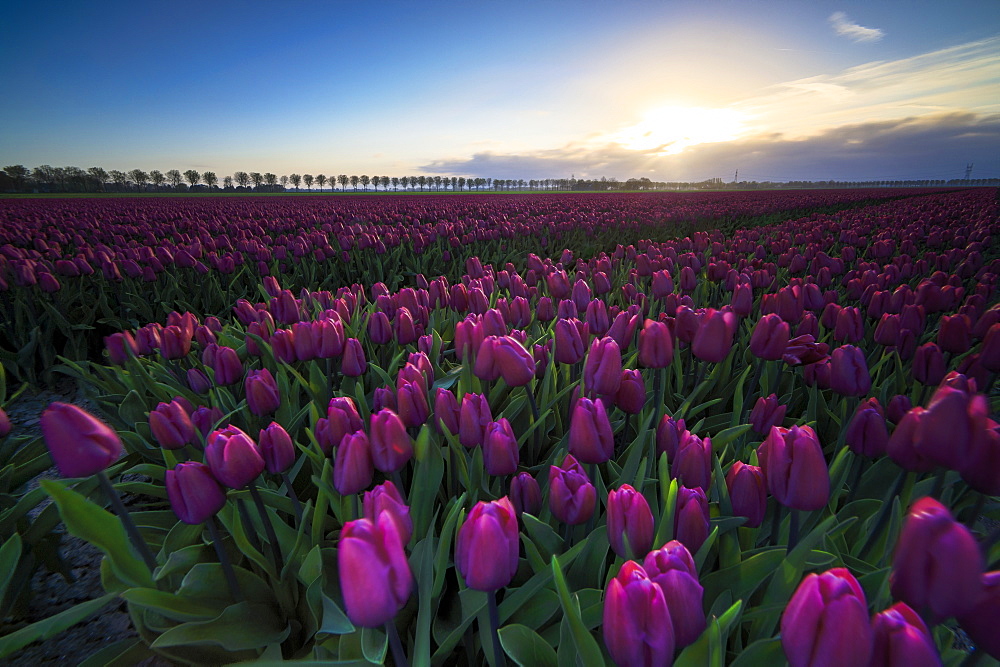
[205,425,265,489]
[638,319,673,368]
[338,514,413,627]
[870,602,942,667]
[334,430,374,495]
[692,308,737,363]
[211,346,243,386]
[834,306,864,343]
[675,485,710,554]
[912,343,946,386]
[607,484,654,558]
[554,318,586,365]
[327,396,365,449]
[584,336,622,396]
[568,396,614,464]
[886,407,938,473]
[643,540,705,648]
[603,561,674,667]
[159,324,192,360]
[341,338,367,376]
[367,311,392,345]
[549,454,597,525]
[491,336,536,387]
[482,418,519,476]
[369,409,412,473]
[615,369,645,415]
[191,405,223,438]
[314,318,345,358]
[396,380,429,428]
[725,461,767,528]
[956,571,1000,660]
[244,368,280,416]
[937,314,971,354]
[363,480,413,544]
[510,471,542,517]
[41,402,123,478]
[672,432,712,490]
[459,392,492,448]
[829,345,871,397]
[0,408,10,438]
[887,394,912,424]
[456,497,520,591]
[845,398,889,458]
[749,394,787,435]
[258,422,295,474]
[656,414,687,462]
[760,425,829,511]
[781,568,873,667]
[433,388,460,435]
[105,332,138,366]
[149,399,196,450]
[750,314,790,361]
[890,496,983,623]
[166,461,227,525]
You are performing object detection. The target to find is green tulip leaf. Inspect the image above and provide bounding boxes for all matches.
[320,593,356,635]
[0,593,116,658]
[499,623,558,667]
[120,588,224,622]
[0,533,22,604]
[730,637,784,666]
[551,555,605,667]
[151,601,290,651]
[361,626,388,665]
[40,479,154,588]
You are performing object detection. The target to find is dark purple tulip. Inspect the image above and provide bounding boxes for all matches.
[675,485,710,554]
[781,334,829,366]
[341,338,367,377]
[482,418,519,476]
[638,319,673,368]
[191,405,223,438]
[937,314,971,354]
[212,346,243,386]
[396,380,429,428]
[459,392,492,448]
[957,571,1000,660]
[149,399,196,450]
[367,311,393,345]
[338,514,412,628]
[606,484,654,558]
[760,425,829,511]
[549,454,596,525]
[672,432,712,491]
[104,332,138,366]
[41,402,123,478]
[270,329,297,363]
[245,368,280,416]
[656,414,687,462]
[363,480,413,544]
[166,461,227,525]
[369,409,412,473]
[554,318,586,364]
[829,345,871,397]
[750,314,790,361]
[456,497,519,591]
[334,430,374,495]
[258,422,295,474]
[726,461,767,528]
[781,568,873,667]
[292,321,318,361]
[615,369,645,415]
[491,336,536,387]
[870,602,942,667]
[912,343,946,386]
[691,308,737,363]
[0,409,10,438]
[584,336,622,396]
[568,396,614,464]
[749,394,787,436]
[315,318,345,358]
[886,394,912,424]
[603,561,674,667]
[886,408,937,473]
[510,471,542,517]
[891,496,982,623]
[159,324,191,360]
[433,388,460,435]
[643,540,705,649]
[327,396,364,449]
[834,307,864,343]
[845,398,889,458]
[204,425,265,489]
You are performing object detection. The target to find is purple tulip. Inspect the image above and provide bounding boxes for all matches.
[369,409,412,473]
[750,314,790,361]
[149,399,196,450]
[459,392,492,448]
[643,540,705,649]
[725,461,767,528]
[603,561,674,667]
[845,398,889,458]
[760,425,829,511]
[675,485,710,554]
[337,513,413,628]
[870,602,942,667]
[568,396,614,464]
[456,497,520,591]
[749,394,787,436]
[672,432,712,491]
[482,418,519,476]
[607,484,654,558]
[638,319,673,368]
[829,345,871,397]
[258,422,295,474]
[510,471,542,517]
[245,368,280,416]
[363,480,413,545]
[549,454,597,525]
[342,338,367,377]
[957,571,1000,660]
[41,402,123,478]
[584,336,622,396]
[781,568,873,667]
[205,425,265,489]
[334,430,374,495]
[166,461,227,525]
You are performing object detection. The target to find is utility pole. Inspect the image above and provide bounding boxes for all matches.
[733,169,738,183]
[965,163,974,180]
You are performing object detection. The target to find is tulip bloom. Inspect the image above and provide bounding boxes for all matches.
[245,368,281,416]
[603,561,674,667]
[491,336,536,387]
[166,461,227,525]
[258,422,295,474]
[656,414,687,462]
[691,308,737,363]
[327,396,365,449]
[749,394,786,436]
[725,462,767,528]
[870,602,942,667]
[433,388,460,435]
[643,540,705,649]
[638,319,673,368]
[510,471,542,517]
[912,343,946,386]
[41,402,123,478]
[675,485,710,554]
[760,425,829,511]
[459,392,492,448]
[456,497,520,591]
[341,338,367,377]
[212,346,243,386]
[0,409,10,438]
[672,432,712,491]
[205,425,265,489]
[554,318,586,365]
[149,399,196,450]
[396,380,429,428]
[829,345,871,397]
[104,332,138,366]
[890,496,982,623]
[369,409,413,473]
[845,398,889,458]
[363,480,413,545]
[615,369,645,415]
[338,514,413,628]
[568,397,614,464]
[482,418,519,476]
[606,484,654,558]
[750,314,790,361]
[780,568,873,667]
[584,336,622,397]
[957,571,1000,660]
[549,454,597,525]
[334,430,374,495]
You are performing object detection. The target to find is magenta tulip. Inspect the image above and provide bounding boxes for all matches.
[456,497,520,591]
[41,402,123,478]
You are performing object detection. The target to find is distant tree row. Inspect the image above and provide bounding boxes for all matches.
[2,164,997,194]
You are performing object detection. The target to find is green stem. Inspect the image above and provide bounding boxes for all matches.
[860,469,909,559]
[488,590,505,667]
[845,454,864,504]
[248,480,285,575]
[207,516,243,602]
[386,619,410,667]
[97,471,157,572]
[237,499,262,552]
[931,467,947,499]
[787,509,799,555]
[525,386,541,464]
[280,472,303,523]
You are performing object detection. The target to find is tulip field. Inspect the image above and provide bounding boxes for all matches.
[0,187,998,665]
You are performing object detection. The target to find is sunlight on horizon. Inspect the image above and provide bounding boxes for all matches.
[605,105,751,154]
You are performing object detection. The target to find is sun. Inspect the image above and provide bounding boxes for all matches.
[608,105,749,154]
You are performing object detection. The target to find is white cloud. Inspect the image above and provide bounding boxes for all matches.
[829,12,884,43]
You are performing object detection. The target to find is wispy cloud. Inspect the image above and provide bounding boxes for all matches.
[829,12,884,43]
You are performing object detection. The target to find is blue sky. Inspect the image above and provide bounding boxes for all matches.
[2,0,998,182]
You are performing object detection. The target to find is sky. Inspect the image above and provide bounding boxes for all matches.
[2,0,998,183]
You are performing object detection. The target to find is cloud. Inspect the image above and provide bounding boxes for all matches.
[829,12,884,43]
[421,112,1000,182]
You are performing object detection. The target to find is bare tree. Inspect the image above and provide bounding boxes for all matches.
[316,174,327,191]
[350,175,359,191]
[338,174,348,191]
[250,172,263,189]
[234,171,250,188]
[380,176,390,191]
[165,169,182,188]
[400,176,409,191]
[360,175,370,191]
[303,174,314,190]
[184,170,200,187]
[290,174,301,190]
[149,170,165,189]
[223,175,233,189]
[279,175,288,190]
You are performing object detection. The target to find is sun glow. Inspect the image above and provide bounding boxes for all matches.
[608,105,750,154]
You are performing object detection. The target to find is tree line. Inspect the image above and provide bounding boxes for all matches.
[2,164,996,194]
